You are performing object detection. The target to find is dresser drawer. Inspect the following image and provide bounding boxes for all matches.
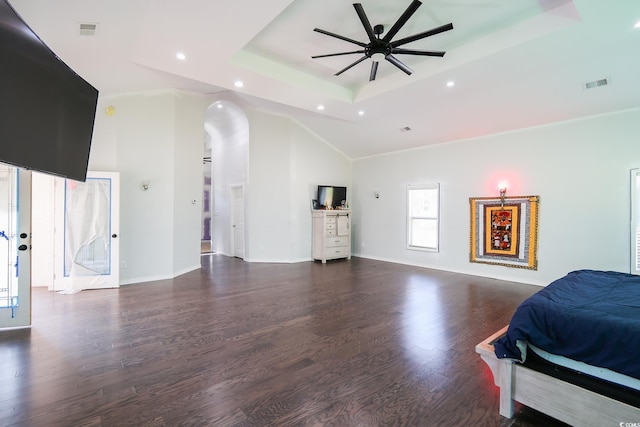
[325,236,349,248]
[325,246,349,259]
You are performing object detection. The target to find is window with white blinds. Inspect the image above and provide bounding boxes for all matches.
[407,184,440,252]
[632,169,640,275]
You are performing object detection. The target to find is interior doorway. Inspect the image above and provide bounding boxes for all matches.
[204,99,249,258]
[201,150,212,254]
[231,184,245,259]
[31,172,120,293]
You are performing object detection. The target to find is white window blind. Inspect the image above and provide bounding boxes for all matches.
[632,169,640,275]
[407,184,439,252]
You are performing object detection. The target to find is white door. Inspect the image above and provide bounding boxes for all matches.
[54,171,120,293]
[0,166,31,329]
[231,185,244,259]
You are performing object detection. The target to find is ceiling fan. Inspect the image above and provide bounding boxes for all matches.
[312,0,453,81]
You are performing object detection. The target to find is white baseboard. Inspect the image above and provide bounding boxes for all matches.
[243,257,312,264]
[351,252,547,287]
[120,264,201,286]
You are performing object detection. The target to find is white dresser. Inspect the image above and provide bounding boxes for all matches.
[311,209,351,263]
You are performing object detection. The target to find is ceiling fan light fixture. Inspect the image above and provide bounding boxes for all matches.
[312,0,453,81]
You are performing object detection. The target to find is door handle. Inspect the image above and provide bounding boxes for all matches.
[112,234,118,238]
[18,244,28,251]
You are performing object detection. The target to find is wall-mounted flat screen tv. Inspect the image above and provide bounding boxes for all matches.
[0,0,98,182]
[317,185,347,208]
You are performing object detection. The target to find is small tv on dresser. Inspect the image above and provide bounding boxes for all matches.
[317,185,347,209]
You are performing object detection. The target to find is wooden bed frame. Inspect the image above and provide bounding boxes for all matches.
[476,326,640,426]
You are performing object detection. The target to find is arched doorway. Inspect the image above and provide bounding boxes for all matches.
[203,100,249,258]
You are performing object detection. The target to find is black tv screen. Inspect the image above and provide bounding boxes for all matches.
[317,185,347,208]
[0,0,98,182]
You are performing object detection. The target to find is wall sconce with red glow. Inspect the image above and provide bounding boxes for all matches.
[499,183,507,208]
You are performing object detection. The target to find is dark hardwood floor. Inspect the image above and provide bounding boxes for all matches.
[0,256,569,426]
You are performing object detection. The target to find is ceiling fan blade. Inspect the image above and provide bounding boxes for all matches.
[369,61,379,81]
[353,3,377,42]
[385,55,413,75]
[390,22,454,48]
[312,50,366,59]
[382,0,422,43]
[335,55,369,76]
[314,28,368,47]
[391,48,446,57]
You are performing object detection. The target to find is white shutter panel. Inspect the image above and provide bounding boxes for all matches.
[632,170,640,275]
[636,230,640,272]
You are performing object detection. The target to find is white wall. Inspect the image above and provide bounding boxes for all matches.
[89,91,352,272]
[85,89,640,289]
[110,93,175,283]
[245,110,352,262]
[289,122,352,261]
[206,101,351,263]
[172,93,207,275]
[88,91,207,284]
[246,111,293,262]
[352,108,640,286]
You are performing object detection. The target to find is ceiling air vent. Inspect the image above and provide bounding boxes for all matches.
[584,77,609,90]
[79,23,98,36]
[401,126,412,132]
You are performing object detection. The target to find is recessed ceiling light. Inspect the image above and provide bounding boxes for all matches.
[217,104,223,109]
[635,21,640,29]
[176,52,186,61]
[358,111,365,116]
[446,81,455,88]
[317,105,325,111]
[234,80,244,88]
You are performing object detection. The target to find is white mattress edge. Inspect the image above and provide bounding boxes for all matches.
[528,343,640,391]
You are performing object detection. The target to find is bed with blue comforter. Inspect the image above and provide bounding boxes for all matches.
[493,269,640,380]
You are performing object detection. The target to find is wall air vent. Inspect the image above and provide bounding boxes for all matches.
[584,77,609,90]
[79,23,98,36]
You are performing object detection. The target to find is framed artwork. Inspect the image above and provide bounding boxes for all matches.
[469,195,539,270]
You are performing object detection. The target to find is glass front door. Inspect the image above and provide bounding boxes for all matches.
[0,165,31,328]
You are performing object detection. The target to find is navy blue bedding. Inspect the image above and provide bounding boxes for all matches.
[493,269,640,380]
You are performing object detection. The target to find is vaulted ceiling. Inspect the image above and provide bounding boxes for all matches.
[9,0,640,158]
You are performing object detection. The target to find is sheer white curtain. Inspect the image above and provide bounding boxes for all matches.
[62,178,110,293]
